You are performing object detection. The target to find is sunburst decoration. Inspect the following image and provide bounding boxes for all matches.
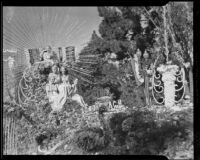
[3,7,100,105]
[16,48,99,105]
[3,7,88,49]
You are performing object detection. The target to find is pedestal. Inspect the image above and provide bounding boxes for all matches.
[157,65,179,108]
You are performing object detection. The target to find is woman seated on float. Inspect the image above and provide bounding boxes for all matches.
[46,65,72,111]
[59,66,88,108]
[46,64,61,103]
[58,66,72,105]
[49,64,61,84]
[46,64,88,111]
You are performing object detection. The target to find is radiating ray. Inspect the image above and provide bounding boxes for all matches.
[27,8,41,47]
[79,54,100,57]
[72,68,94,75]
[62,18,80,44]
[52,9,63,46]
[70,72,94,84]
[3,21,26,48]
[15,10,38,48]
[72,66,94,73]
[64,20,87,43]
[78,58,98,62]
[3,7,89,49]
[3,7,98,85]
[21,10,38,48]
[70,67,94,77]
[77,61,98,65]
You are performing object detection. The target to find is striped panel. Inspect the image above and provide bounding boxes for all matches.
[3,114,18,155]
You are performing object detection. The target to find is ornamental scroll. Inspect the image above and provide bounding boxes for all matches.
[152,64,185,107]
[17,64,46,105]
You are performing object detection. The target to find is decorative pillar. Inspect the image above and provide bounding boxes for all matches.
[157,64,178,107]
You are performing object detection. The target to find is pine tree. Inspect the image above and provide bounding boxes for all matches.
[78,4,193,107]
[169,2,193,99]
[97,7,157,106]
[77,7,156,107]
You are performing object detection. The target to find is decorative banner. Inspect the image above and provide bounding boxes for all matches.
[65,46,75,63]
[24,46,76,65]
[62,47,66,62]
[3,49,17,53]
[28,48,41,65]
[58,47,63,62]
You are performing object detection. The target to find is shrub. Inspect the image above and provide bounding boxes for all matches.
[101,107,192,156]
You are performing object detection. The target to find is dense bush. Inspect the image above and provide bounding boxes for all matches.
[103,106,192,157]
[4,66,193,157]
[73,106,193,157]
[15,98,84,154]
[73,106,111,153]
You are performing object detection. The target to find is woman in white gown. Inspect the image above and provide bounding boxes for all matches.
[59,66,88,109]
[46,65,62,111]
[58,66,72,107]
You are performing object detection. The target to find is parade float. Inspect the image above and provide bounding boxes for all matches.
[3,4,193,157]
[3,43,128,154]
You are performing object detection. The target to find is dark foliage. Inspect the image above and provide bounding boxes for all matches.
[104,107,192,155]
[74,106,110,153]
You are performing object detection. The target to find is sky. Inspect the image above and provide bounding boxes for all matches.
[60,7,102,53]
[3,7,102,56]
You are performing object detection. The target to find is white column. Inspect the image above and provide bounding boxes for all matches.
[158,65,178,108]
[162,71,176,107]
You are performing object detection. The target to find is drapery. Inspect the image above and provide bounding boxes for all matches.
[25,46,76,66]
[46,83,72,111]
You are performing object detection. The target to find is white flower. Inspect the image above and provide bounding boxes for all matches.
[184,62,190,68]
[147,69,152,75]
[157,64,178,74]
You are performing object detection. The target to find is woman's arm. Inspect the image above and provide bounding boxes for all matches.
[54,75,61,84]
[46,84,51,97]
[71,78,78,94]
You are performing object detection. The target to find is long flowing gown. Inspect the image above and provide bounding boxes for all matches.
[59,77,87,108]
[46,75,87,111]
[58,75,72,107]
[46,73,62,111]
[46,83,62,111]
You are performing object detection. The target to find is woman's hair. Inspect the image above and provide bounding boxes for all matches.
[40,50,48,61]
[51,63,59,73]
[60,65,69,75]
